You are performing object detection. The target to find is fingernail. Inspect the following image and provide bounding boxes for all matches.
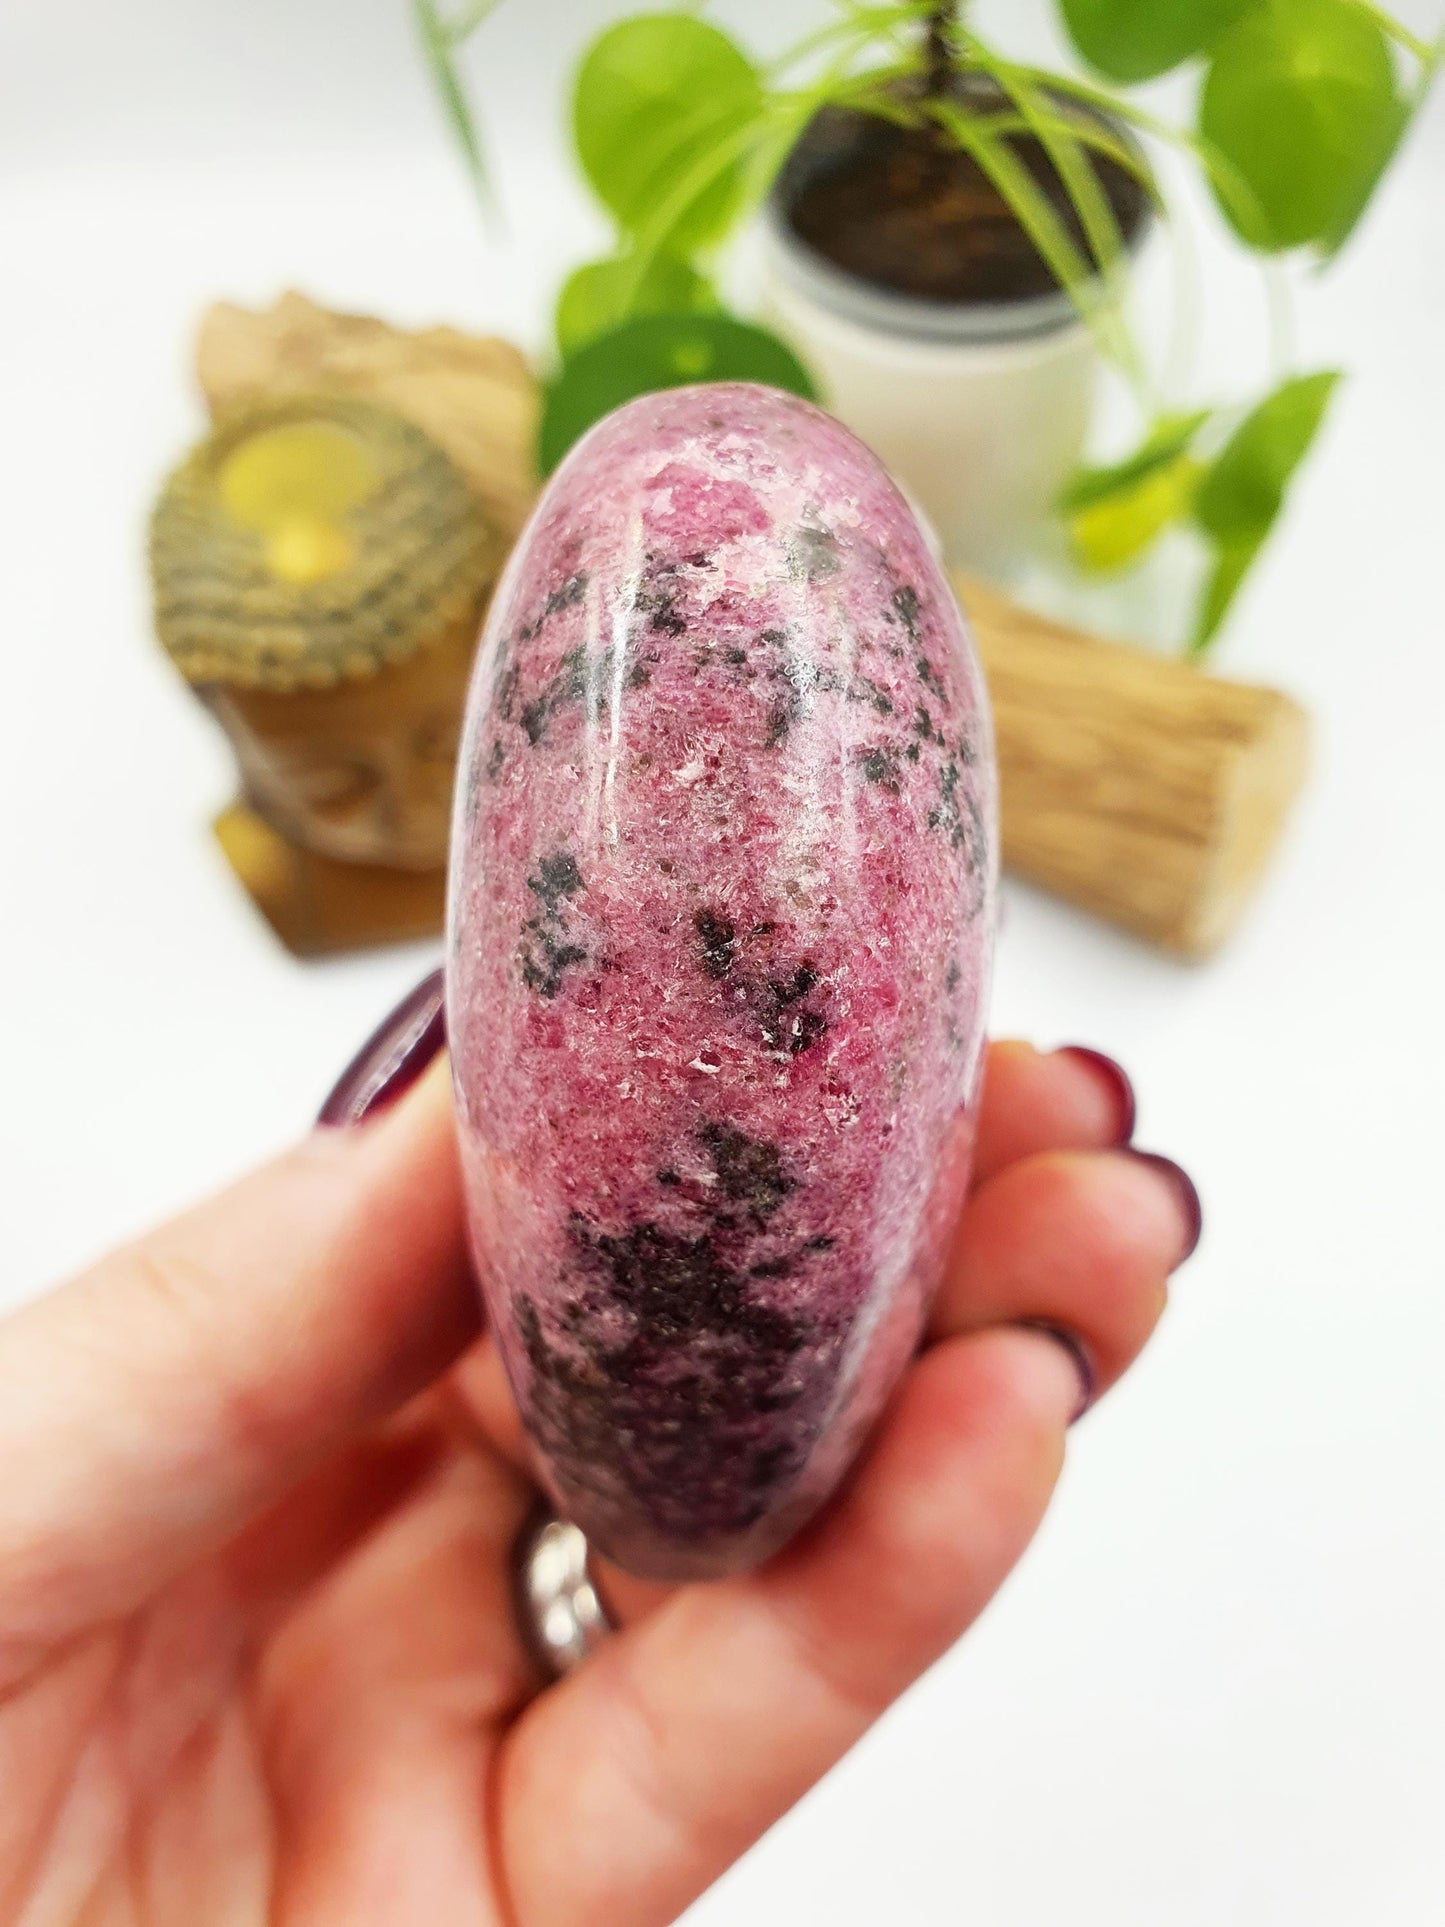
[1058,1045,1136,1145]
[1125,1150,1203,1265]
[316,969,446,1128]
[1016,1318,1095,1425]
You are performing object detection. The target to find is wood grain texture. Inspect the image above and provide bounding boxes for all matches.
[958,574,1310,956]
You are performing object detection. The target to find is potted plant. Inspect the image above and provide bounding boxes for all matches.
[756,63,1152,576]
[419,0,1437,655]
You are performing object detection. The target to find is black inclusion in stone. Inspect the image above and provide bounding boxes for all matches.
[770,961,819,1007]
[848,674,893,716]
[764,697,797,748]
[590,1221,741,1342]
[698,1121,796,1222]
[519,693,549,746]
[892,583,921,636]
[928,758,967,849]
[755,956,827,1058]
[758,628,804,745]
[858,746,902,793]
[516,572,589,644]
[572,1213,809,1374]
[694,907,737,979]
[520,849,588,994]
[750,1255,795,1280]
[916,653,947,701]
[965,792,989,875]
[744,1440,794,1489]
[651,605,687,637]
[528,851,585,914]
[542,571,589,620]
[519,647,589,746]
[788,524,841,580]
[785,1008,828,1055]
[636,557,689,637]
[518,921,587,998]
[511,1205,820,1541]
[495,663,519,721]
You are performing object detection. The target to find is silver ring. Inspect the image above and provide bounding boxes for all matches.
[513,1506,614,1680]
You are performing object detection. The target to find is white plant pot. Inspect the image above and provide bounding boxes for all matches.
[760,199,1102,574]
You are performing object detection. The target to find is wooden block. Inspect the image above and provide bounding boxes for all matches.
[957,573,1310,957]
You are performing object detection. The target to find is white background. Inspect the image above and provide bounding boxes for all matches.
[3,2,1443,1921]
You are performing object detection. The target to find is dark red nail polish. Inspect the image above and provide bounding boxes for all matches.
[1059,1045,1136,1144]
[1017,1318,1095,1424]
[317,969,446,1128]
[1126,1150,1203,1264]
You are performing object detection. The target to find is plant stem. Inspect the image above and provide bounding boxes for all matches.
[924,2,960,101]
[1353,0,1437,67]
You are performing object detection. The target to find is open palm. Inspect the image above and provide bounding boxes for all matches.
[0,1042,1192,1925]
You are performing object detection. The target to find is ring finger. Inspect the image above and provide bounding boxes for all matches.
[929,1144,1200,1405]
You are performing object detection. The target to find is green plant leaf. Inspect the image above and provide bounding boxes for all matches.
[538,313,818,474]
[1193,538,1259,650]
[619,114,773,307]
[930,103,1087,293]
[1060,0,1257,82]
[413,0,490,204]
[1194,371,1340,541]
[1199,0,1407,250]
[980,65,1131,282]
[1188,369,1341,648]
[555,254,716,359]
[930,100,1134,368]
[1061,410,1213,513]
[1317,87,1412,255]
[1061,411,1212,569]
[1071,452,1205,572]
[572,14,765,252]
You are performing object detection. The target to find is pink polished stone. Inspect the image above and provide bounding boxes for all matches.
[448,384,996,1580]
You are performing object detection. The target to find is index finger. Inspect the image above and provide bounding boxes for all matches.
[0,1057,479,1691]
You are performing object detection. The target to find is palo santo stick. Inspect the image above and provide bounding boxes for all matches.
[958,572,1309,957]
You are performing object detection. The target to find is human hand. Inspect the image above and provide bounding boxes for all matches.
[0,979,1197,1924]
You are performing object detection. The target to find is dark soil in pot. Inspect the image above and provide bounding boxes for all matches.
[775,74,1151,309]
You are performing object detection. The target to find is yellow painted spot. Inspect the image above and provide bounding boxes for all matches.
[265,518,357,584]
[219,421,379,583]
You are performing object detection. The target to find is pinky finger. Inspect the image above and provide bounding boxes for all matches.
[494,1326,1079,1927]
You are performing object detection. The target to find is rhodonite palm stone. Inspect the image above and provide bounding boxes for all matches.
[448,383,996,1579]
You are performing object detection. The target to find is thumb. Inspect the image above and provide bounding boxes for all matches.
[0,1047,479,1689]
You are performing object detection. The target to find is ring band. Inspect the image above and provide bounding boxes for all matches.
[513,1506,614,1680]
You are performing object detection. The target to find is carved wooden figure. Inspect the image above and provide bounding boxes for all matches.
[150,391,503,953]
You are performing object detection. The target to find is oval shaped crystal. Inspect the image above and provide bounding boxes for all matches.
[448,384,997,1579]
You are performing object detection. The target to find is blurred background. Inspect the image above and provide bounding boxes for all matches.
[3,2,1443,1921]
